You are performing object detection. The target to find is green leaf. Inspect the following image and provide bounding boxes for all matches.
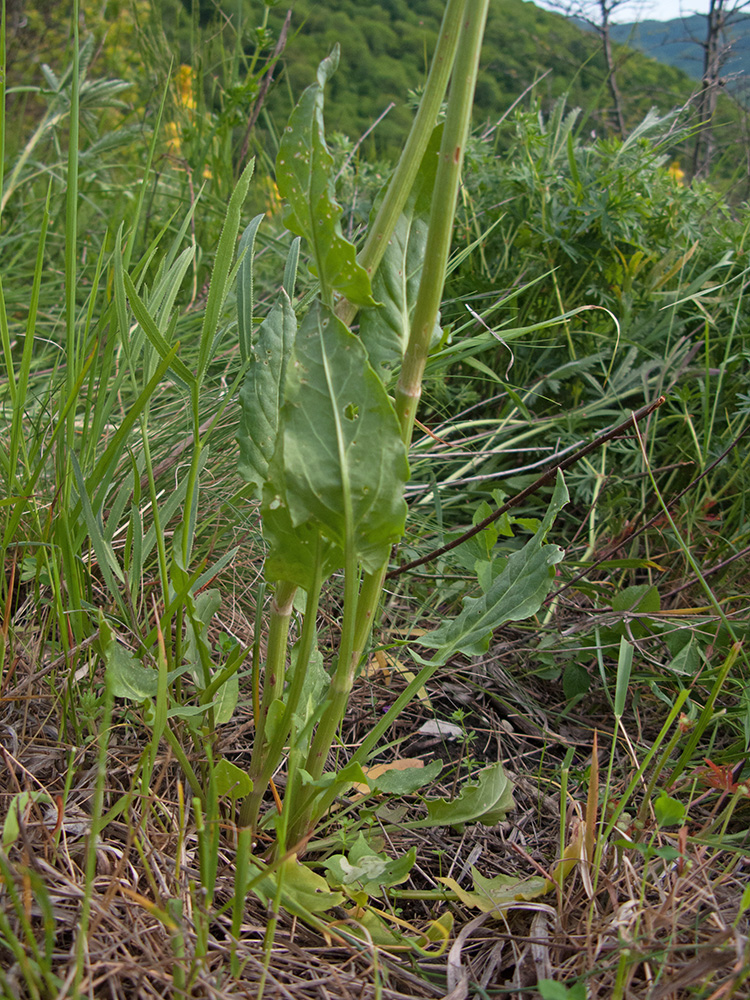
[237,290,297,498]
[213,760,252,800]
[538,979,587,1000]
[654,791,686,828]
[213,670,239,727]
[261,491,342,590]
[439,869,549,913]
[183,588,221,688]
[276,47,374,306]
[367,759,442,795]
[264,302,408,575]
[324,833,417,895]
[415,763,514,828]
[358,127,442,382]
[612,584,661,615]
[237,213,265,365]
[563,662,590,701]
[3,791,52,849]
[416,473,568,664]
[251,856,344,915]
[289,638,329,732]
[198,157,255,381]
[105,641,158,701]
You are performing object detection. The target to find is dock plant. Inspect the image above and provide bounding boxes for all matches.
[232,0,568,873]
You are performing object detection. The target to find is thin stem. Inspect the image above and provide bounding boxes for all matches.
[335,0,467,329]
[239,579,296,828]
[394,0,491,446]
[242,552,322,833]
[63,2,80,508]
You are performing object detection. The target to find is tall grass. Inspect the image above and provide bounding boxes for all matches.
[1,2,749,997]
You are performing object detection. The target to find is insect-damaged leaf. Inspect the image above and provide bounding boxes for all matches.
[237,290,297,498]
[275,46,374,306]
[263,301,408,576]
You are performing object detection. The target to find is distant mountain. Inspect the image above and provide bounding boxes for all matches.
[610,13,750,90]
[257,0,699,153]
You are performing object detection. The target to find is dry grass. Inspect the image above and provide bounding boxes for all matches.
[2,577,749,1000]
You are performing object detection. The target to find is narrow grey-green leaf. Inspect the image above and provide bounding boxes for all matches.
[416,473,569,665]
[276,47,374,306]
[275,301,408,573]
[237,290,297,497]
[237,213,265,364]
[359,127,442,382]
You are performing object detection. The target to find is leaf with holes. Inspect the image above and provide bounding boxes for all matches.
[263,301,408,574]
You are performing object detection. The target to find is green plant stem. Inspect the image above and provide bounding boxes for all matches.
[294,546,360,838]
[336,0,491,739]
[335,0,467,329]
[394,0,490,446]
[62,2,80,510]
[241,555,322,833]
[239,579,297,828]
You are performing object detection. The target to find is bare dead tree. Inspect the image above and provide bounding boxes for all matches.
[690,0,750,178]
[543,0,647,138]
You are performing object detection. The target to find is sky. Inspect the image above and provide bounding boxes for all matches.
[610,0,710,20]
[534,0,711,22]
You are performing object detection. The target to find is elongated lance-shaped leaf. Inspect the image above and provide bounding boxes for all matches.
[237,214,265,364]
[276,47,374,307]
[237,290,296,498]
[264,301,408,576]
[198,157,255,381]
[416,472,569,665]
[358,126,443,384]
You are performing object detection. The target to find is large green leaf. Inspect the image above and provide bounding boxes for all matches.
[261,474,343,589]
[237,290,297,498]
[415,472,569,665]
[264,302,408,575]
[358,127,442,382]
[276,47,374,306]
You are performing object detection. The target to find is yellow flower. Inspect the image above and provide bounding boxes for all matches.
[667,161,685,185]
[174,64,196,111]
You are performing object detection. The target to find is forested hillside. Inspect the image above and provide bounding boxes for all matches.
[611,12,750,85]
[1,0,710,156]
[228,0,696,150]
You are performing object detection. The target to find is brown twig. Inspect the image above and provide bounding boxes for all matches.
[387,396,666,579]
[238,11,292,170]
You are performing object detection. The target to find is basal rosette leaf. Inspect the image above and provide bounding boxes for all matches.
[276,46,374,306]
[237,289,296,498]
[415,472,569,665]
[269,301,408,574]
